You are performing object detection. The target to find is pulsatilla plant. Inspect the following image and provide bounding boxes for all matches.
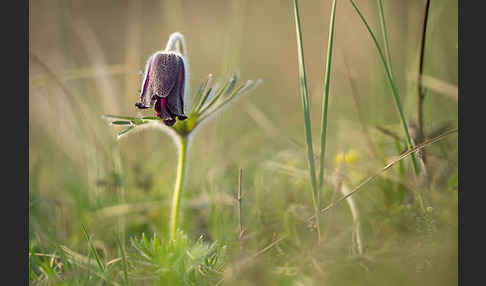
[104,32,261,240]
[135,51,188,126]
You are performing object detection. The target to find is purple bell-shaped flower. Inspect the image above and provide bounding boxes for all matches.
[135,33,189,126]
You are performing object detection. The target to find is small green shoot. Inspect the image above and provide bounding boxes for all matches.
[81,224,105,273]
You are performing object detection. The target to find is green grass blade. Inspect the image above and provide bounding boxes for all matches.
[81,224,105,273]
[292,0,320,242]
[117,125,135,138]
[116,236,129,286]
[377,0,393,73]
[348,0,420,175]
[318,0,338,190]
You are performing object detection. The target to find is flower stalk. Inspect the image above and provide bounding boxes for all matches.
[169,134,188,240]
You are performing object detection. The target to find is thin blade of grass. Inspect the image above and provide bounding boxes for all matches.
[116,236,129,286]
[62,245,120,286]
[117,125,135,138]
[348,0,420,175]
[377,0,420,173]
[292,0,320,242]
[60,245,99,269]
[318,0,338,191]
[81,224,105,273]
[377,0,393,73]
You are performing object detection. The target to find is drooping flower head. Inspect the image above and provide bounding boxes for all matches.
[135,33,189,126]
[106,32,261,140]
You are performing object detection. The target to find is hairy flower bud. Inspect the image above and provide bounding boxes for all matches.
[136,48,188,126]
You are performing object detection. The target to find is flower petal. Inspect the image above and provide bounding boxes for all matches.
[149,53,183,99]
[136,55,154,109]
[166,59,186,119]
[155,97,176,126]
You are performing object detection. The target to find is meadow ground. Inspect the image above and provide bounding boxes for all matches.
[29,0,458,285]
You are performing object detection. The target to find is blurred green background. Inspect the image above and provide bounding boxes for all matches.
[29,0,457,285]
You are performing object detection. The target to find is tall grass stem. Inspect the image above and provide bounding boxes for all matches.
[292,0,321,242]
[318,0,338,191]
[349,0,420,176]
[377,0,393,73]
[237,168,244,250]
[375,0,427,211]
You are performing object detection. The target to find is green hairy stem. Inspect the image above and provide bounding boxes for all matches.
[169,135,188,240]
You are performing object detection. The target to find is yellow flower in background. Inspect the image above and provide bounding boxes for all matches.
[334,150,359,166]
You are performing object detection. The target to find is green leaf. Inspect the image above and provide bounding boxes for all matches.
[293,0,319,241]
[116,236,129,286]
[198,77,235,115]
[81,224,105,272]
[223,74,238,97]
[111,120,132,125]
[348,0,420,176]
[192,75,213,113]
[118,125,135,137]
[317,0,337,190]
[142,116,160,120]
[131,118,145,125]
[190,82,207,113]
[194,87,213,114]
